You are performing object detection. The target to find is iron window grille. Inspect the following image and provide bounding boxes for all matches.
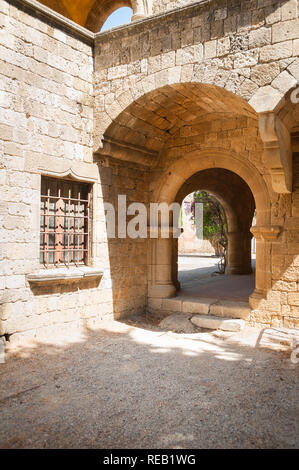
[40,176,91,267]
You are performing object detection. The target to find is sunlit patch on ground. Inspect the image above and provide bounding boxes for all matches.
[0,319,298,449]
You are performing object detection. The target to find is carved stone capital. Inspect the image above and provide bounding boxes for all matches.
[259,112,292,193]
[250,225,282,241]
[96,137,157,167]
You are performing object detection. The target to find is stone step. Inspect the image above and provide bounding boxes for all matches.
[156,296,251,320]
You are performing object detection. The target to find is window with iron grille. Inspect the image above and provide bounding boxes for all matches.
[40,177,91,266]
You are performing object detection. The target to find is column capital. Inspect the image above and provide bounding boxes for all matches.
[250,225,282,241]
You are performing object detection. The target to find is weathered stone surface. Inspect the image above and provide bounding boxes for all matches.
[159,313,199,333]
[249,85,283,112]
[161,298,182,312]
[250,63,281,86]
[191,315,245,332]
[271,70,297,93]
[272,18,299,43]
[182,298,215,314]
[249,27,272,48]
[209,301,251,320]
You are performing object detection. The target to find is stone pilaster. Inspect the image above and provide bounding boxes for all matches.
[249,225,281,309]
[148,227,180,299]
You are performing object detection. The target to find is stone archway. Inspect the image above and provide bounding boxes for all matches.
[148,149,272,311]
[174,168,256,289]
[96,81,284,322]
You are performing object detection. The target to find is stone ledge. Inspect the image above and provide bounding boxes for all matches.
[95,0,210,40]
[27,267,103,284]
[158,296,251,319]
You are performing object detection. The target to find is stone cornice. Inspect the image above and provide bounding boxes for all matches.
[10,0,214,45]
[8,0,95,44]
[95,0,212,40]
[95,137,158,167]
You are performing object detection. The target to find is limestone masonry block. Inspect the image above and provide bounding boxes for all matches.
[191,315,245,332]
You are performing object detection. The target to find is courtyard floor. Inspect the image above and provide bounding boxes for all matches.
[0,317,298,449]
[178,254,255,301]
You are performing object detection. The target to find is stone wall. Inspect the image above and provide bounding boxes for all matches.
[98,157,150,320]
[94,0,299,148]
[94,0,299,328]
[0,0,298,340]
[0,0,113,342]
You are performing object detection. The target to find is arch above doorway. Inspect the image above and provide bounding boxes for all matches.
[152,149,270,227]
[147,149,275,312]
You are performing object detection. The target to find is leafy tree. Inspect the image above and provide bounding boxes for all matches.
[188,191,228,267]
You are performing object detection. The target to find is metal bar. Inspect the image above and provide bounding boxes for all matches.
[56,186,61,266]
[67,186,71,266]
[41,249,88,253]
[41,231,89,235]
[41,195,89,203]
[76,189,80,266]
[86,191,90,265]
[46,186,50,266]
[40,213,89,219]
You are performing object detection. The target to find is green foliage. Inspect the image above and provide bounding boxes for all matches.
[192,191,227,245]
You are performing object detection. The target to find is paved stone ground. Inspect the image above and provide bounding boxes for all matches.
[178,254,255,301]
[0,319,298,449]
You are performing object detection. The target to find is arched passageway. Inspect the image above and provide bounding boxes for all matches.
[174,169,257,305]
[98,82,272,319]
[148,147,271,311]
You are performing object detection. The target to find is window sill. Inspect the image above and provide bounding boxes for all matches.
[27,267,104,285]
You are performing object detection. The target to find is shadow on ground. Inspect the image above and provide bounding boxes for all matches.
[0,319,298,449]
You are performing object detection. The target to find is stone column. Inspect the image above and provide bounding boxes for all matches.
[225,230,253,275]
[249,225,281,309]
[172,237,181,291]
[131,0,146,21]
[148,227,179,299]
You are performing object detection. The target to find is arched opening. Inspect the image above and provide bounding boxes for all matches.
[98,82,272,320]
[100,7,133,31]
[175,168,256,304]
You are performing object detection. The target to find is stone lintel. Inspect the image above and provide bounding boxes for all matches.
[38,161,99,183]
